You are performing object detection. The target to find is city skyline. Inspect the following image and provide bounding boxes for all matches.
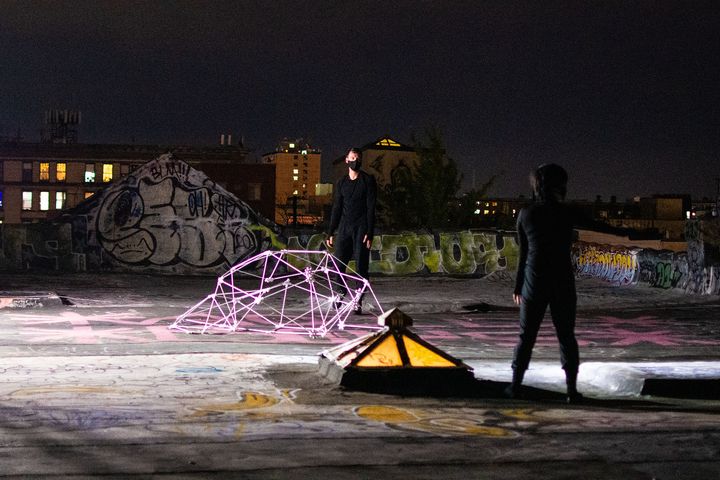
[1,1,718,200]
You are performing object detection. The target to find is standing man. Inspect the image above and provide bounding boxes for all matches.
[326,147,377,313]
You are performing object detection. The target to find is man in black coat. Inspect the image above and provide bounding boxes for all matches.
[326,147,377,313]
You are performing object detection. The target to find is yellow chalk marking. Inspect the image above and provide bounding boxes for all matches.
[192,392,279,417]
[355,405,419,423]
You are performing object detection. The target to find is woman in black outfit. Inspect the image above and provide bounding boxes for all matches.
[508,163,583,403]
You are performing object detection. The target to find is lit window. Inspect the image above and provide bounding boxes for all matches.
[0,190,3,208]
[293,190,298,195]
[56,163,66,182]
[40,191,50,211]
[483,209,490,215]
[293,168,299,174]
[289,143,295,149]
[84,191,94,199]
[40,163,50,181]
[85,164,96,183]
[55,191,66,209]
[22,191,33,210]
[301,149,308,155]
[293,175,299,181]
[102,164,113,182]
[474,209,481,215]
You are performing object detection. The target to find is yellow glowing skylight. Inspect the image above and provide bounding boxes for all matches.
[376,137,401,147]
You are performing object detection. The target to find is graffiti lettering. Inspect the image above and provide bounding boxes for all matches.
[574,244,639,285]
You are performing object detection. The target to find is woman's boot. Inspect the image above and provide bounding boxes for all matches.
[504,368,525,399]
[565,369,583,404]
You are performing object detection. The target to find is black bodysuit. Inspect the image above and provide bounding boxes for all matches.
[512,200,579,375]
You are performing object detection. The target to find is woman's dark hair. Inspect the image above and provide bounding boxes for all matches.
[531,163,568,202]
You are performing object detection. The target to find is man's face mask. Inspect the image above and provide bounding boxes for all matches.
[347,158,361,171]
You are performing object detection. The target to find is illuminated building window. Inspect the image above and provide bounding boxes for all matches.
[56,163,66,182]
[22,191,32,210]
[301,149,308,155]
[85,164,96,183]
[0,190,3,208]
[22,162,33,182]
[474,209,481,215]
[293,190,298,195]
[289,143,295,149]
[483,209,490,215]
[55,191,66,209]
[84,191,94,199]
[102,164,113,182]
[40,163,50,181]
[293,175,299,181]
[293,168,299,174]
[40,191,50,211]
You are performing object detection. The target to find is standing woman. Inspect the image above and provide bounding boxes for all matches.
[508,163,583,403]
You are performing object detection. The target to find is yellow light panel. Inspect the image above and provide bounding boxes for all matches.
[355,335,403,367]
[403,336,456,367]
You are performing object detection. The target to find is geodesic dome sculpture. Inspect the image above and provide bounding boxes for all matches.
[170,250,384,337]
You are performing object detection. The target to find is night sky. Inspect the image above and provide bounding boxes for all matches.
[1,1,718,200]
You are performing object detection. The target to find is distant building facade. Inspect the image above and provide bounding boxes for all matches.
[0,141,275,224]
[331,135,419,191]
[262,138,327,226]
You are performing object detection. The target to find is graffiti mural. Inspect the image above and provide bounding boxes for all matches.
[573,243,639,285]
[74,154,278,274]
[285,230,519,277]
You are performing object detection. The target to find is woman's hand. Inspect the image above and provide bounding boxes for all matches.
[513,293,523,305]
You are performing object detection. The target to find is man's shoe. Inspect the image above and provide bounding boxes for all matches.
[566,392,584,404]
[503,384,522,399]
[352,305,362,315]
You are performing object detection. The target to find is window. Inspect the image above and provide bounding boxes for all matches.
[40,163,50,181]
[55,191,66,209]
[22,191,32,210]
[40,191,50,211]
[0,190,3,209]
[56,163,66,182]
[22,162,33,182]
[85,164,96,182]
[84,191,94,199]
[293,168,299,174]
[102,164,113,182]
[121,165,130,176]
[248,183,261,201]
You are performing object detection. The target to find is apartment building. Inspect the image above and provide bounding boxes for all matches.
[261,138,326,225]
[0,141,275,223]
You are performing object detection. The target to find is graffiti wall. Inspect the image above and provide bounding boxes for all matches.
[572,219,720,296]
[0,154,281,275]
[573,244,640,286]
[286,230,519,276]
